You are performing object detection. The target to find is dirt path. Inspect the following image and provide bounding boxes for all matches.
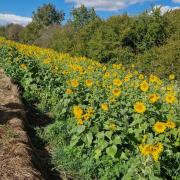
[0,69,42,179]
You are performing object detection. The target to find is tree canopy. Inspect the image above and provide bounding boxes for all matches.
[32,3,65,26]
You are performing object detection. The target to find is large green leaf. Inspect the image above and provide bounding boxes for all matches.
[106,145,117,158]
[86,132,93,146]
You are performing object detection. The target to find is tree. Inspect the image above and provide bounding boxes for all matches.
[5,24,24,41]
[70,5,98,28]
[20,22,42,43]
[32,3,65,26]
[50,24,75,53]
[34,24,61,48]
[0,26,5,37]
[123,7,170,53]
[20,3,65,44]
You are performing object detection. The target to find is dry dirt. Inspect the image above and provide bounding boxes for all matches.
[0,69,42,180]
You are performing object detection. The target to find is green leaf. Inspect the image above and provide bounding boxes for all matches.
[94,149,102,159]
[113,135,121,145]
[120,152,128,160]
[86,132,93,146]
[105,131,113,139]
[98,139,108,150]
[96,131,105,140]
[106,145,117,158]
[76,125,85,134]
[70,135,80,147]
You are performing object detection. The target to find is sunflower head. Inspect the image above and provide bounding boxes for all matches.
[149,94,160,103]
[139,74,144,80]
[73,106,83,119]
[153,121,167,133]
[85,79,93,87]
[134,102,146,113]
[66,88,72,95]
[140,80,149,92]
[71,79,79,88]
[101,103,109,111]
[113,78,122,86]
[112,88,121,97]
[166,120,176,129]
[169,74,175,80]
[165,93,177,104]
[20,64,27,70]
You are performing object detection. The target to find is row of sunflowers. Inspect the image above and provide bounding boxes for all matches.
[0,37,179,179]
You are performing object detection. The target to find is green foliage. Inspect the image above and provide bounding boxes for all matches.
[50,24,75,53]
[32,3,65,26]
[123,8,170,53]
[70,5,98,28]
[20,3,65,44]
[1,6,179,79]
[20,22,43,44]
[0,26,5,36]
[0,41,179,179]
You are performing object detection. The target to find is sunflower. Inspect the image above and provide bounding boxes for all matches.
[149,94,160,103]
[134,102,146,113]
[140,80,149,92]
[77,118,83,125]
[149,75,158,83]
[151,143,163,161]
[165,93,176,104]
[101,103,109,111]
[66,89,72,95]
[169,74,175,80]
[153,122,167,133]
[138,74,144,80]
[63,70,69,75]
[102,66,107,71]
[124,76,130,82]
[104,72,110,78]
[112,88,121,97]
[43,59,50,64]
[20,64,27,70]
[166,120,176,129]
[113,78,122,86]
[73,106,83,119]
[139,144,152,156]
[139,142,163,161]
[83,113,91,121]
[166,86,173,91]
[87,107,94,115]
[85,79,93,87]
[71,79,79,88]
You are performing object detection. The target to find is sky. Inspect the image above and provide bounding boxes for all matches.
[0,0,179,26]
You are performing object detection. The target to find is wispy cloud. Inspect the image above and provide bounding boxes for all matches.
[65,0,151,11]
[172,0,180,3]
[0,13,32,26]
[154,5,180,14]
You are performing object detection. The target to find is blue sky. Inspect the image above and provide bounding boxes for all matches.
[0,0,179,26]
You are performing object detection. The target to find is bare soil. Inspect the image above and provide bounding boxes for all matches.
[0,69,61,180]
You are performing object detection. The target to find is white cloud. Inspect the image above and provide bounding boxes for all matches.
[154,5,180,15]
[65,0,151,11]
[172,0,180,3]
[0,13,32,26]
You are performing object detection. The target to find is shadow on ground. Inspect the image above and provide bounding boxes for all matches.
[24,101,62,180]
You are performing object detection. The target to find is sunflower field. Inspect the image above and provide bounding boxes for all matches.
[0,37,179,179]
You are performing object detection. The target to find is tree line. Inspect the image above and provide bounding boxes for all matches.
[0,3,179,79]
